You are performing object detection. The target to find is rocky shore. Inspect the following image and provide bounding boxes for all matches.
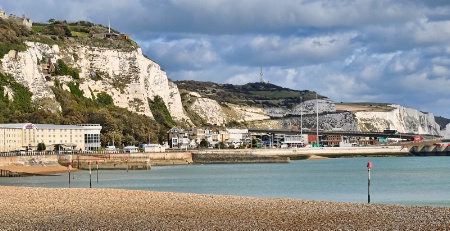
[1,186,449,230]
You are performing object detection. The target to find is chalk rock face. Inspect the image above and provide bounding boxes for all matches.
[0,42,190,122]
[276,111,358,131]
[229,105,270,122]
[444,124,450,139]
[189,94,270,125]
[190,97,225,125]
[264,98,336,117]
[355,104,440,135]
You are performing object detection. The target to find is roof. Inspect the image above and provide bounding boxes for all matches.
[0,123,100,130]
[0,123,34,129]
[34,124,82,129]
[168,127,184,133]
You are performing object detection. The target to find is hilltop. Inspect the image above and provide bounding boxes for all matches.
[176,80,322,108]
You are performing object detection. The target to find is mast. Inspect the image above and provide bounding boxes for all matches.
[300,96,303,145]
[316,93,319,147]
[260,66,264,83]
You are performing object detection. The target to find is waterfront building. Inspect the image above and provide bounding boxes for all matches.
[167,127,185,149]
[0,123,102,152]
[0,124,25,152]
[77,124,102,151]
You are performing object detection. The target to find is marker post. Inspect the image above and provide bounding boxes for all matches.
[68,164,72,188]
[96,160,99,182]
[71,159,74,179]
[89,161,92,188]
[367,162,372,204]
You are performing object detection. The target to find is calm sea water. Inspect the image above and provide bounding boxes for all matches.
[2,156,450,207]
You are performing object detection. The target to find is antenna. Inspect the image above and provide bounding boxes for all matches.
[260,66,264,83]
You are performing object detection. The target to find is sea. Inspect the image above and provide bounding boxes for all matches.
[2,156,450,207]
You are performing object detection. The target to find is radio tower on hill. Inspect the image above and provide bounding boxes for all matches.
[260,66,264,83]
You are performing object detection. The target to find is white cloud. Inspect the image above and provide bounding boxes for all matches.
[2,0,450,117]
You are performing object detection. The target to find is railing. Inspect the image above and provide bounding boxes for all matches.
[0,149,171,157]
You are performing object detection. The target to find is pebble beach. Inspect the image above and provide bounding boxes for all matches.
[1,186,449,230]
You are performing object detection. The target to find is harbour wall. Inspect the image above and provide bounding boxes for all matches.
[0,155,59,167]
[191,153,290,164]
[0,146,412,172]
[410,146,450,156]
[59,152,193,170]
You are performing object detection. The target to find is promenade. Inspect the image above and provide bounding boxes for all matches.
[194,145,410,157]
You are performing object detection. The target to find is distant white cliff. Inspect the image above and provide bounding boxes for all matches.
[355,104,440,135]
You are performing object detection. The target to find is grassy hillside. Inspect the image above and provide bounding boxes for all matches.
[335,102,395,112]
[0,17,32,58]
[435,116,450,129]
[0,17,138,60]
[176,81,322,108]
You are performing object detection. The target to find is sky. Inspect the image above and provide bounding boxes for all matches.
[2,0,450,118]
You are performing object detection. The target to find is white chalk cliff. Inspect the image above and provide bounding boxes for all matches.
[355,104,441,135]
[0,42,445,136]
[1,42,190,123]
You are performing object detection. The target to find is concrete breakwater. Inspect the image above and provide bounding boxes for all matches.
[192,146,411,161]
[64,152,290,168]
[192,152,290,164]
[0,155,60,167]
[410,145,450,156]
[58,152,193,170]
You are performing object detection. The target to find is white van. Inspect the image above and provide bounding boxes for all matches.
[124,146,138,153]
[19,148,26,155]
[105,146,116,151]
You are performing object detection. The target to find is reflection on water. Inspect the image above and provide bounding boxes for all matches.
[2,156,450,207]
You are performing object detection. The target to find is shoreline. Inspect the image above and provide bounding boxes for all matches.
[0,147,411,175]
[0,186,449,230]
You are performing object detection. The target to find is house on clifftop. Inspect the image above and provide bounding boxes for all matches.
[0,9,32,30]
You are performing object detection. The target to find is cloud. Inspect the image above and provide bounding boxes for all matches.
[2,0,450,117]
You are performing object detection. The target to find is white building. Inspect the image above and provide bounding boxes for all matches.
[77,124,102,151]
[0,123,102,152]
[144,144,166,152]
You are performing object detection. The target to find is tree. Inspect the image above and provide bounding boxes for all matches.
[215,141,226,149]
[149,96,176,127]
[96,92,114,106]
[252,138,258,148]
[37,143,46,151]
[199,139,208,148]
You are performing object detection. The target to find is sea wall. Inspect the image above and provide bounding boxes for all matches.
[0,155,59,167]
[410,146,450,156]
[192,153,290,164]
[58,152,193,169]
